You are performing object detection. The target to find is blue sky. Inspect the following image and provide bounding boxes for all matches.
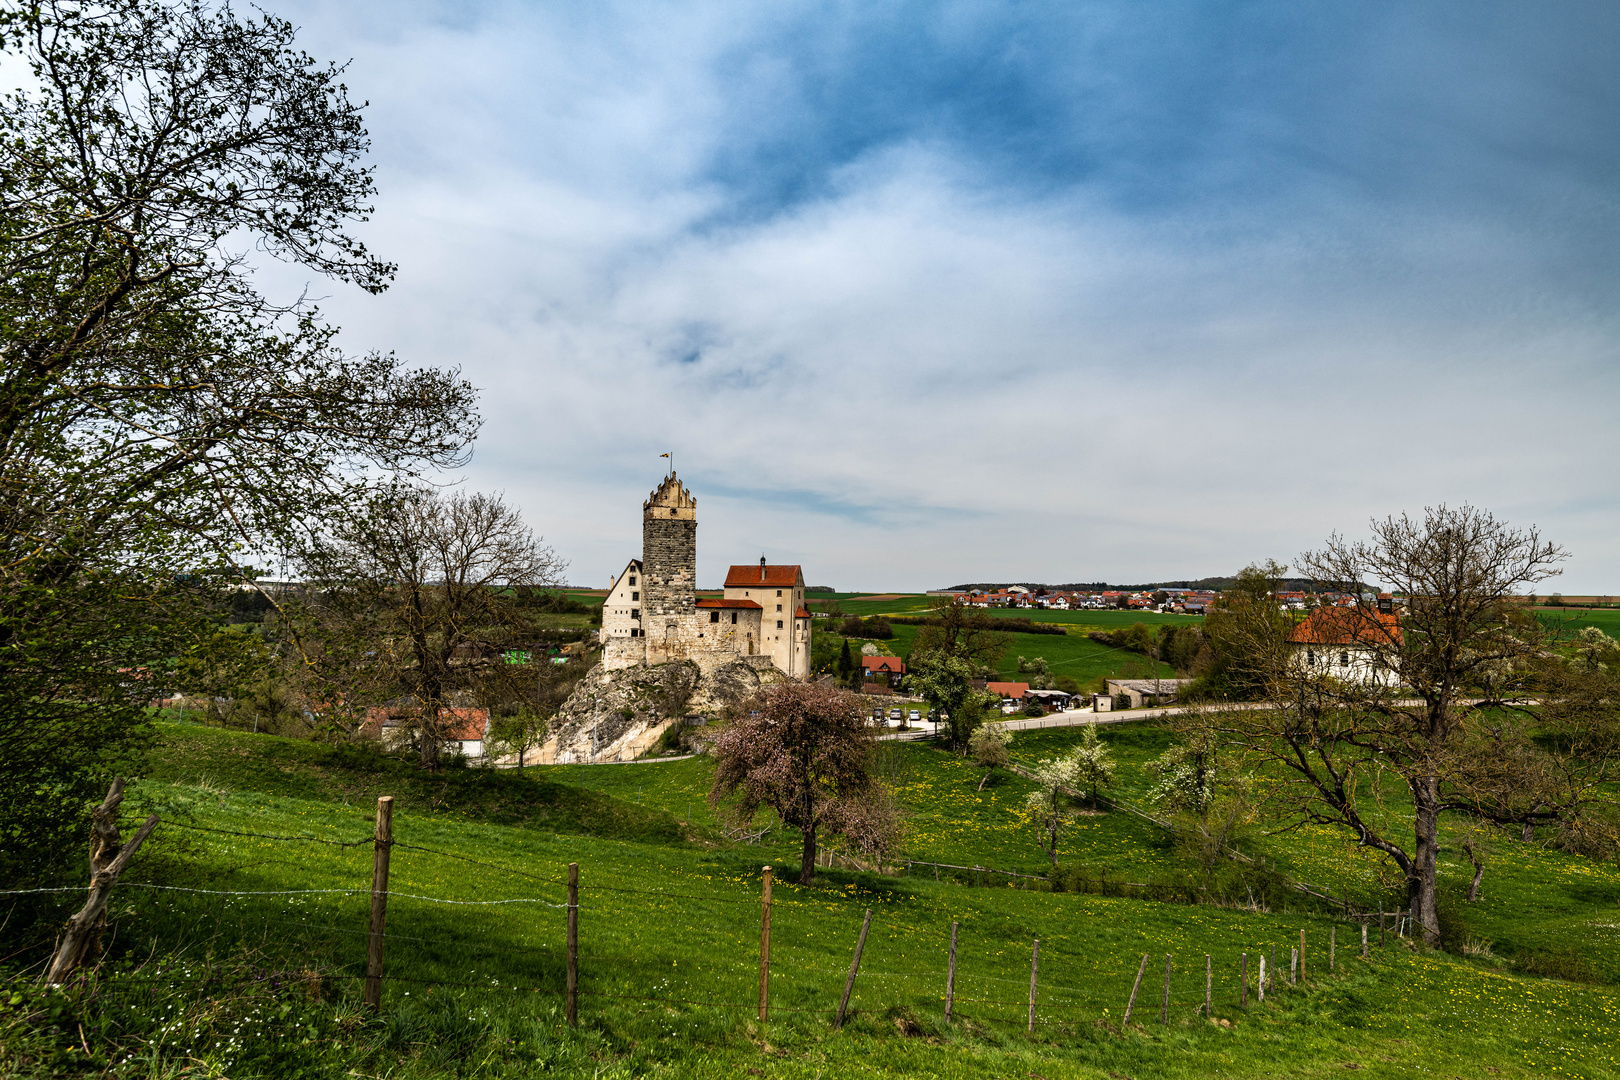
[265,0,1620,591]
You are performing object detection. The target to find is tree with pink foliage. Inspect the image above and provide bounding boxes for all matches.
[709,682,903,884]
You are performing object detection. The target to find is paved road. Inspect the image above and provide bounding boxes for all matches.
[875,700,1282,741]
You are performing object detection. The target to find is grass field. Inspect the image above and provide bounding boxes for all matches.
[9,721,1620,1079]
[877,623,1176,687]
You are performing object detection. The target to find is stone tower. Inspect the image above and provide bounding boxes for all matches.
[641,473,697,632]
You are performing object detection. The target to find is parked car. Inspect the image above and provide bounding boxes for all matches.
[889,708,903,721]
[908,709,921,722]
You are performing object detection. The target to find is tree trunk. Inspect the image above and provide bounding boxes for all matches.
[45,780,160,983]
[978,769,991,792]
[1410,779,1443,947]
[1463,841,1485,902]
[799,823,817,885]
[1522,820,1535,842]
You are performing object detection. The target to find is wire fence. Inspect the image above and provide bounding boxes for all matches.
[7,795,1416,1038]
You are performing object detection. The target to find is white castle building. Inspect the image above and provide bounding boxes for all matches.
[599,473,812,677]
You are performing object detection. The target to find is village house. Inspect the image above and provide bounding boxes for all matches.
[1286,595,1402,684]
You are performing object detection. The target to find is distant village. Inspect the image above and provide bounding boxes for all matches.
[925,585,1371,615]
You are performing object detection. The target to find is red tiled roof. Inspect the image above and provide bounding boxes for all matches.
[795,606,811,619]
[723,564,802,588]
[1287,607,1403,646]
[862,656,905,673]
[365,705,488,741]
[696,597,762,610]
[986,681,1029,698]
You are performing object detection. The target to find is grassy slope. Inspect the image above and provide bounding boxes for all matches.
[34,721,1615,1078]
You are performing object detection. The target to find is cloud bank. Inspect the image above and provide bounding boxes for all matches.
[261,0,1620,591]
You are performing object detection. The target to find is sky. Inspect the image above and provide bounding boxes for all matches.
[260,0,1620,593]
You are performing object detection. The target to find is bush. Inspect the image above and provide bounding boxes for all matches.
[839,616,893,640]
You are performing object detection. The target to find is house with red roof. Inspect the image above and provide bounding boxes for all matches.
[1286,603,1403,685]
[860,654,906,688]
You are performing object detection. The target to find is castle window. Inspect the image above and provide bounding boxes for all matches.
[730,613,738,624]
[775,604,782,612]
[709,611,719,623]
[629,576,636,585]
[632,608,639,619]
[670,508,676,516]
[776,590,782,597]
[632,591,639,601]
[777,620,784,629]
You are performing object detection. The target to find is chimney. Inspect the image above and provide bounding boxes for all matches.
[759,555,766,581]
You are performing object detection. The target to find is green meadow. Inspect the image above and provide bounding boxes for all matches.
[9,720,1620,1079]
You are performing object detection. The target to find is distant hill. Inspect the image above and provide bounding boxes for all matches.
[945,576,1338,593]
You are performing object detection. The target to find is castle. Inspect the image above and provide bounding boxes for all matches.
[599,473,812,677]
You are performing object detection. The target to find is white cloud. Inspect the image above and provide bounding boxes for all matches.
[256,0,1620,592]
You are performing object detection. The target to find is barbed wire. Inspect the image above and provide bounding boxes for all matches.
[161,821,374,847]
[388,842,570,886]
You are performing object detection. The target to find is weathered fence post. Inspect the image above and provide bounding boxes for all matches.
[566,862,579,1028]
[1257,955,1265,1003]
[1123,953,1148,1024]
[44,779,161,985]
[1205,954,1212,1018]
[1161,954,1171,1024]
[1240,953,1248,1007]
[1290,947,1298,985]
[758,866,773,1022]
[835,909,873,1030]
[945,921,958,1022]
[1028,939,1040,1033]
[1362,922,1369,959]
[364,795,394,1011]
[1300,930,1307,981]
[1330,927,1336,972]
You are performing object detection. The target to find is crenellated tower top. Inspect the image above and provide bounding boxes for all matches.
[644,472,696,522]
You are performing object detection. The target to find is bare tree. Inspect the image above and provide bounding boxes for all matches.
[709,682,902,884]
[300,486,566,767]
[1208,506,1616,947]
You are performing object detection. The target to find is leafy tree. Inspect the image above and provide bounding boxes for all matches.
[968,721,1013,791]
[836,639,854,685]
[913,599,1010,665]
[1068,723,1115,807]
[0,1,477,879]
[1025,758,1077,865]
[486,706,550,769]
[709,682,901,884]
[298,486,565,768]
[1208,506,1617,947]
[1145,730,1221,817]
[1190,562,1292,700]
[904,650,982,749]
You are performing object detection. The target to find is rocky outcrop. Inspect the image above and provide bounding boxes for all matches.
[534,654,787,764]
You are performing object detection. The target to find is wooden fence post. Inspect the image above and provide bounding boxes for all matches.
[758,866,773,1022]
[1161,954,1171,1024]
[1123,953,1148,1024]
[566,862,579,1028]
[1290,947,1297,985]
[1330,927,1336,972]
[44,779,161,985]
[364,796,393,1011]
[945,921,958,1023]
[1362,922,1369,959]
[1028,939,1040,1033]
[1240,954,1248,1007]
[835,909,873,1030]
[1205,954,1212,1018]
[1257,955,1265,1003]
[1300,930,1307,981]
